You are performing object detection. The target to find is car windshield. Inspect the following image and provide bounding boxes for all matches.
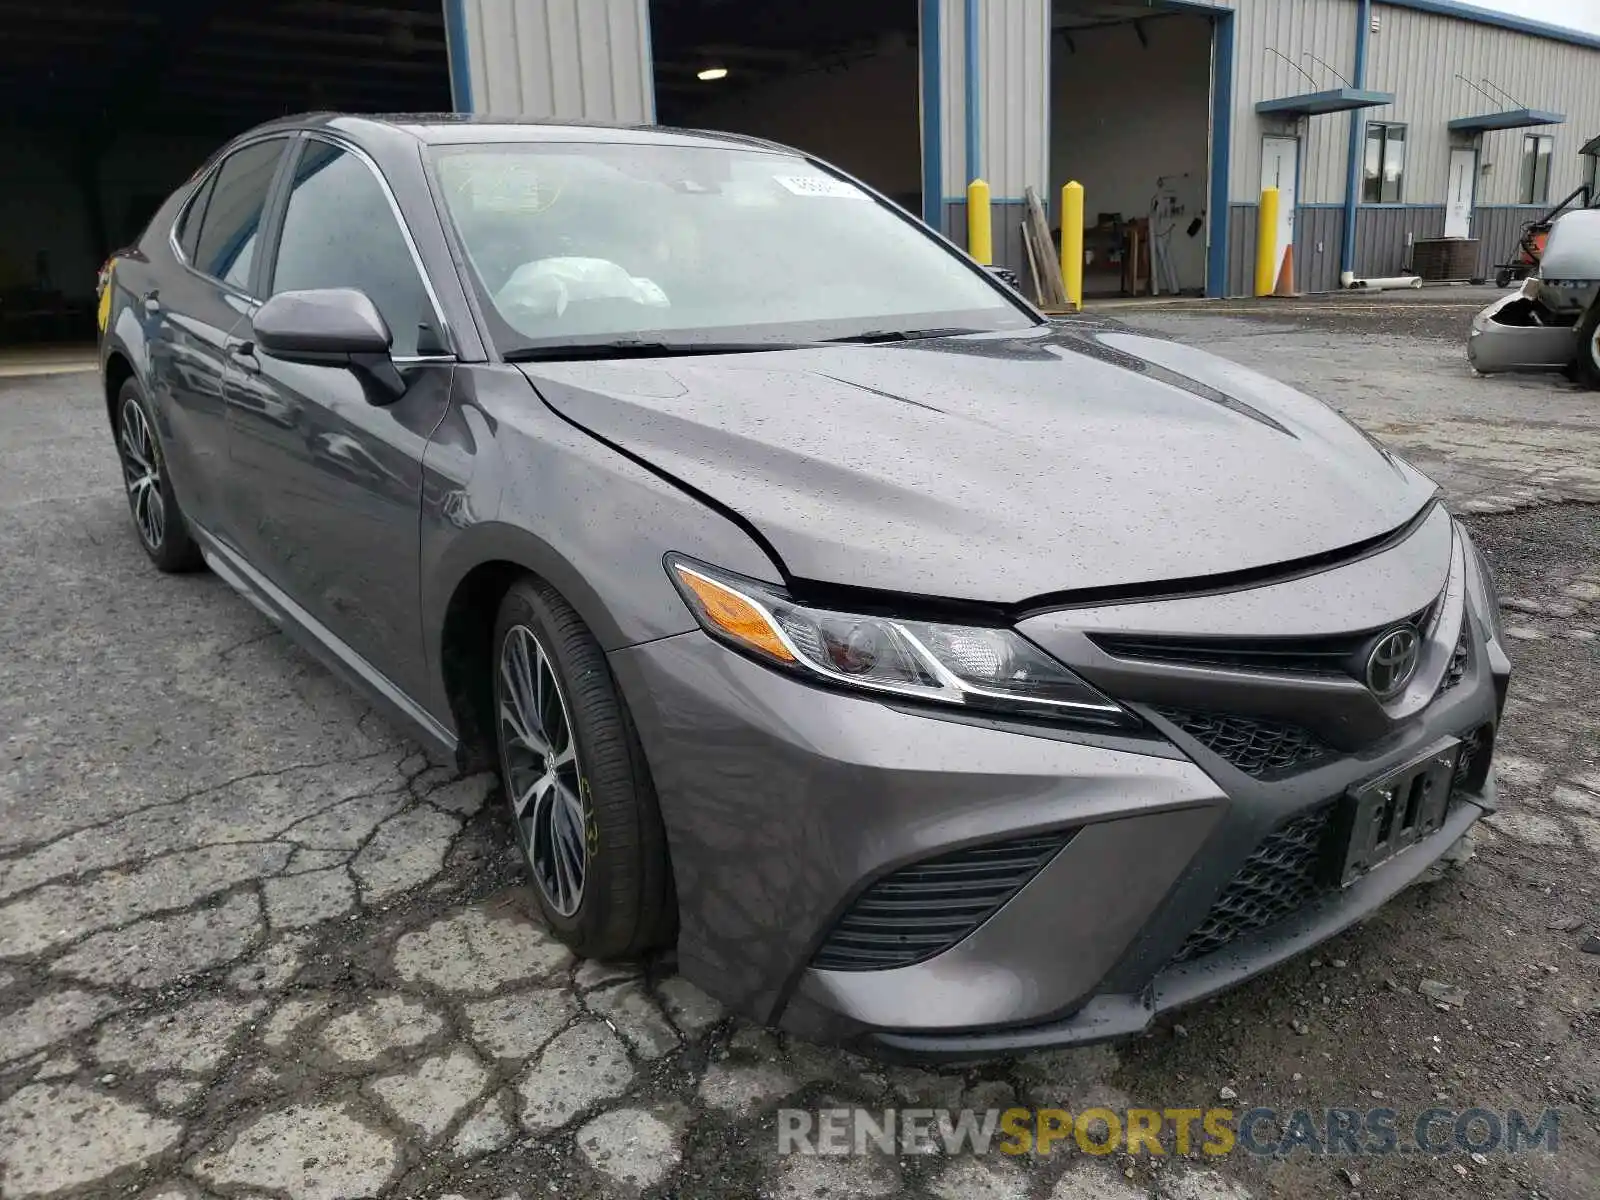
[429,140,1036,354]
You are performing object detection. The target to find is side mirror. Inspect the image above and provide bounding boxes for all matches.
[251,288,405,403]
[984,264,1023,292]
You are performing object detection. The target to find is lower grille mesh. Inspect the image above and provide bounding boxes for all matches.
[1172,806,1335,963]
[811,833,1072,971]
[1155,708,1332,778]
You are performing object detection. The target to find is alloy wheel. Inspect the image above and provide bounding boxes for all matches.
[119,398,166,550]
[498,624,589,916]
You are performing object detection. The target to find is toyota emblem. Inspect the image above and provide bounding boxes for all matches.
[1366,627,1420,698]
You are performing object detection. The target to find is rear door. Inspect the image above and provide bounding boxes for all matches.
[223,134,454,702]
[1445,148,1476,239]
[148,136,292,530]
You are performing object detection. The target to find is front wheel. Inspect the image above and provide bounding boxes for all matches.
[1575,302,1600,390]
[116,380,203,572]
[492,576,675,959]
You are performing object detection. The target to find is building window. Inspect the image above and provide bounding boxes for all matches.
[1363,123,1406,203]
[1520,134,1554,204]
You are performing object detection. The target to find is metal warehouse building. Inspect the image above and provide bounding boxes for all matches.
[6,0,1600,340]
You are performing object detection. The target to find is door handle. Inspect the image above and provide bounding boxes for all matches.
[141,290,160,316]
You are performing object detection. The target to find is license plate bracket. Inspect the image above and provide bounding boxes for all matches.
[1334,740,1460,887]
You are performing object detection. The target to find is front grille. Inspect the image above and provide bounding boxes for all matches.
[1154,708,1332,778]
[1093,601,1437,683]
[1172,806,1336,963]
[811,833,1072,971]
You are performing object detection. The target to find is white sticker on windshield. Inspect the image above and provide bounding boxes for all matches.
[774,174,868,199]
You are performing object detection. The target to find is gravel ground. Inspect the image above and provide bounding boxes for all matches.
[0,292,1597,1200]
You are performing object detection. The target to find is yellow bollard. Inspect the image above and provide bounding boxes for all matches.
[1255,187,1280,298]
[1060,181,1084,312]
[966,179,993,265]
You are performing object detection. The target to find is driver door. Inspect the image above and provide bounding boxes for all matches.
[223,135,453,704]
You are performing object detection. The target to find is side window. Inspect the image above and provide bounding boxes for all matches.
[174,171,216,261]
[269,140,441,357]
[192,138,288,291]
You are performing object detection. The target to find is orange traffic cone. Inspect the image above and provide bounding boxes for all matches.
[1273,243,1300,297]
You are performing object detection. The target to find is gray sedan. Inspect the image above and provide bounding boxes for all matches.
[98,114,1510,1057]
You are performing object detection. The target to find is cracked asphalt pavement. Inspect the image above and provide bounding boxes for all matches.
[1,291,1597,1200]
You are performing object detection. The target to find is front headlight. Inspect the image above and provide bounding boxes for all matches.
[1458,525,1504,642]
[667,557,1134,727]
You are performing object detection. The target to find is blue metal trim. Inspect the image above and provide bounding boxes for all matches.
[1381,0,1600,51]
[1205,10,1233,298]
[1256,88,1394,117]
[1339,0,1371,280]
[964,0,981,183]
[1448,109,1565,133]
[920,0,942,228]
[444,0,473,113]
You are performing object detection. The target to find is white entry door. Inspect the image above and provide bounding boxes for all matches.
[1260,136,1298,280]
[1445,148,1476,238]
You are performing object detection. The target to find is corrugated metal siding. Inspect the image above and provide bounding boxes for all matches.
[1352,205,1444,275]
[1472,205,1544,280]
[1228,203,1259,296]
[1226,204,1347,294]
[939,0,963,200]
[1229,0,1357,203]
[458,0,652,121]
[945,199,1030,276]
[940,0,1049,201]
[980,0,1050,200]
[1366,4,1600,206]
[1295,207,1347,292]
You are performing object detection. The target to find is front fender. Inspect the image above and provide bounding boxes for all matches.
[418,366,786,730]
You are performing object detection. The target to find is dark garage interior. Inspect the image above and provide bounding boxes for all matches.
[649,0,921,214]
[1,0,923,346]
[1,0,450,345]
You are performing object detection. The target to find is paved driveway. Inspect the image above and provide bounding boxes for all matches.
[1,297,1597,1200]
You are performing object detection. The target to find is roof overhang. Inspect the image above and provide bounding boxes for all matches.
[1448,109,1565,134]
[1254,88,1395,118]
[1580,134,1600,157]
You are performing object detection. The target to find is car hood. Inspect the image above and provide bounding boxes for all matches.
[518,324,1435,603]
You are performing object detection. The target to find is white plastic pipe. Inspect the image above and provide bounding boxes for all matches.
[1341,271,1424,290]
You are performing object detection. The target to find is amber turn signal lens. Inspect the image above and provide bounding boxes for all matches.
[672,565,795,662]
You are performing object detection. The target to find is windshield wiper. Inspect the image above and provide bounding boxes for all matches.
[503,339,815,363]
[825,327,983,344]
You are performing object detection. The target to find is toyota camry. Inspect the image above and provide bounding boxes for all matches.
[97,114,1510,1057]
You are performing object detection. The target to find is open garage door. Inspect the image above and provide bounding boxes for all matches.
[1,0,451,345]
[649,0,923,215]
[1050,0,1216,298]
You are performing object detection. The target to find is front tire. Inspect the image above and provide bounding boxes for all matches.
[116,379,203,572]
[492,576,675,959]
[1575,301,1600,391]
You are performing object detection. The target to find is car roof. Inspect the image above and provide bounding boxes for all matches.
[265,111,800,155]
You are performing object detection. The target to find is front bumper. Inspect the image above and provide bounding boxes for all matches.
[609,524,1511,1058]
[1467,290,1577,373]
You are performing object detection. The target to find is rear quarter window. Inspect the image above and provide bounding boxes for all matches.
[173,170,218,261]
